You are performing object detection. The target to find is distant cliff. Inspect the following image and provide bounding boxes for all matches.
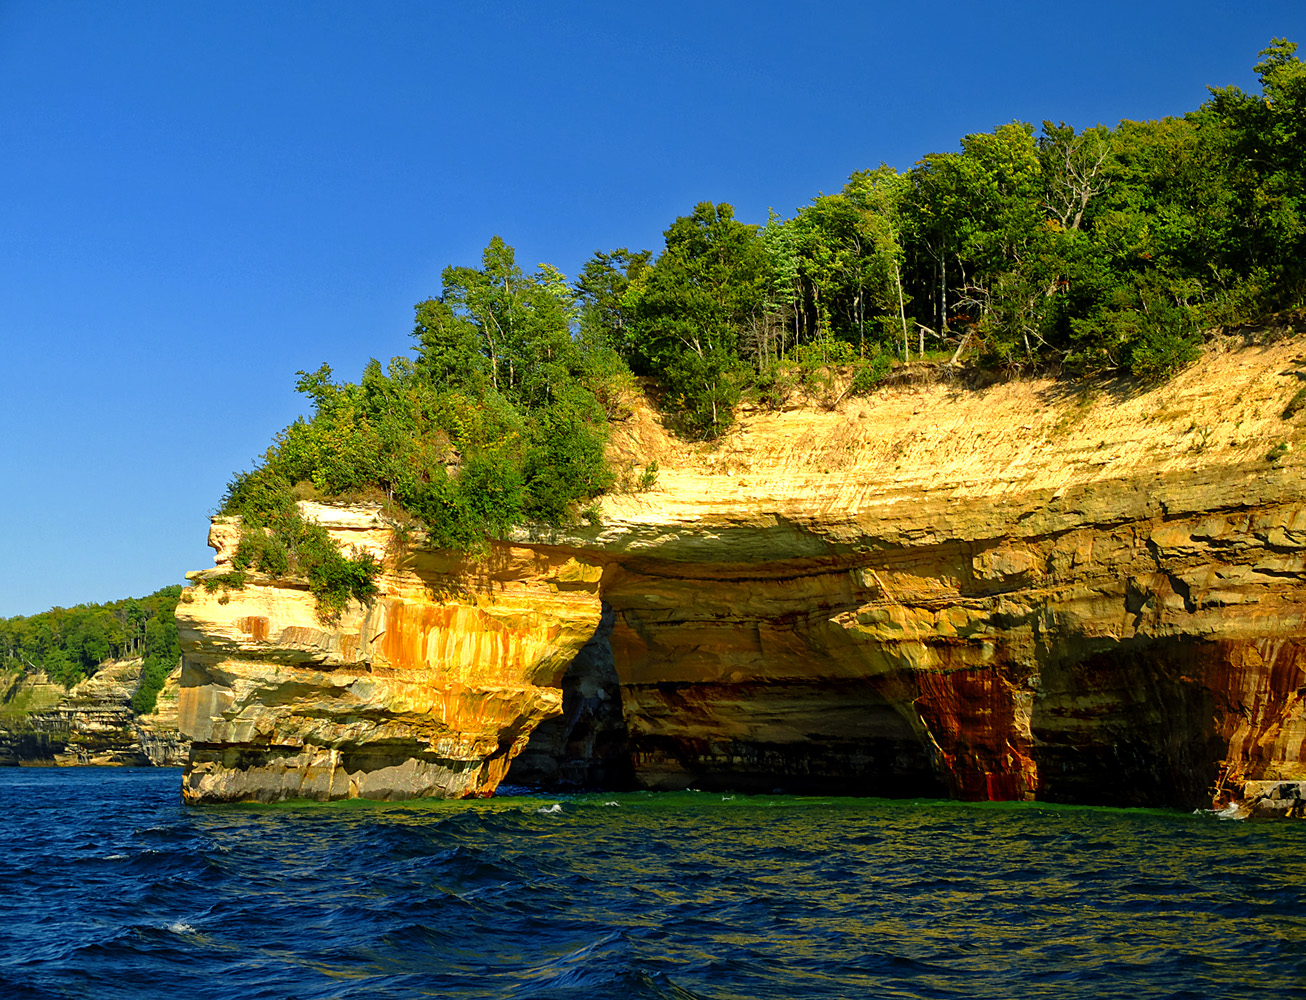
[0,659,189,767]
[177,340,1306,816]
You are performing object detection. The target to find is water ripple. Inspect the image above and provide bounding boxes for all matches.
[1,770,1304,998]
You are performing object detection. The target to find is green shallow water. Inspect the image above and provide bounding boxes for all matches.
[1,768,1302,999]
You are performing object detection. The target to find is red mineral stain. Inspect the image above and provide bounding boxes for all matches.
[1210,638,1306,781]
[913,659,1037,802]
[237,616,270,641]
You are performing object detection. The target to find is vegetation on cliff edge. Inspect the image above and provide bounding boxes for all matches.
[218,236,626,618]
[219,40,1306,608]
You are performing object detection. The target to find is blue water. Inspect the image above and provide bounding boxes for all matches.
[1,769,1303,999]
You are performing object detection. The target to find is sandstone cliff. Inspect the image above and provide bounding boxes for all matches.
[0,660,189,766]
[177,340,1306,815]
[176,508,603,803]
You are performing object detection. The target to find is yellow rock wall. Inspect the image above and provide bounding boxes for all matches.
[177,505,603,802]
[562,340,1306,808]
[179,341,1306,811]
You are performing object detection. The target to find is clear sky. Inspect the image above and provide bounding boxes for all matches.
[1,1,1302,618]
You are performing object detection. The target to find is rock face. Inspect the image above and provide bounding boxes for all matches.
[179,341,1306,813]
[0,661,189,766]
[176,507,603,803]
[136,666,191,767]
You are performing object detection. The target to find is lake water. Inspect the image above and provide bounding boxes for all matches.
[0,768,1302,999]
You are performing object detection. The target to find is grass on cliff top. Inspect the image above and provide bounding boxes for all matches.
[0,674,64,726]
[213,472,380,624]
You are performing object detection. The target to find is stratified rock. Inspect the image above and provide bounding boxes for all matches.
[0,660,191,766]
[178,342,1306,811]
[176,506,603,803]
[136,665,190,766]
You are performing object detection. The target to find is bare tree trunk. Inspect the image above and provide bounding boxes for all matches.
[939,259,946,342]
[949,329,971,365]
[895,260,909,362]
[856,292,864,353]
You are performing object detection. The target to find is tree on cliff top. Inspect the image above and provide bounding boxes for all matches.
[616,202,766,437]
[218,37,1306,578]
[219,237,623,616]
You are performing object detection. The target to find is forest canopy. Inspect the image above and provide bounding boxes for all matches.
[219,40,1306,599]
[0,586,181,711]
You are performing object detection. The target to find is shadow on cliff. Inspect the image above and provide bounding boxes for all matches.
[1032,638,1230,809]
[505,603,636,791]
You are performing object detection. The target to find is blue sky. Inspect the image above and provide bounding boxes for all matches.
[1,1,1302,617]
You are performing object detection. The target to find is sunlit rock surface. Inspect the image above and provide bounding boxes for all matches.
[177,506,603,803]
[181,342,1306,811]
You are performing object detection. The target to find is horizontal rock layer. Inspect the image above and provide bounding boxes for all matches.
[177,515,603,803]
[181,342,1306,812]
[0,661,189,767]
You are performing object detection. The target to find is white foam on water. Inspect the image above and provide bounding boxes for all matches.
[536,803,563,815]
[1214,803,1247,821]
[1194,804,1248,821]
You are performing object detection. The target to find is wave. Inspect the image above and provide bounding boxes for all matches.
[3,770,1305,999]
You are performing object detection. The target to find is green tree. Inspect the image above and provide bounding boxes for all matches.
[575,248,652,358]
[843,166,913,355]
[222,237,625,581]
[625,202,767,436]
[0,586,182,693]
[757,210,802,363]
